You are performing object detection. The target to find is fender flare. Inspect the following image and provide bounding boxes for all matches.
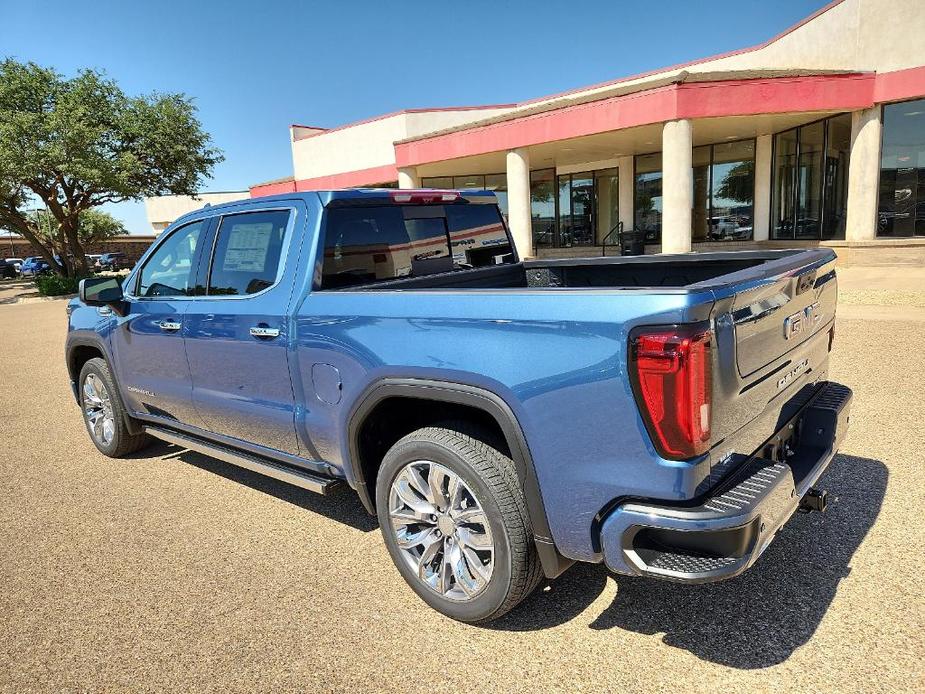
[346,377,572,579]
[65,333,144,436]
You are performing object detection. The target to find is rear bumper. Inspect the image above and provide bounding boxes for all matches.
[600,381,852,583]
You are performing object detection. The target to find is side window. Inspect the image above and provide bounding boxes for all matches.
[137,220,205,297]
[321,206,453,289]
[207,210,290,296]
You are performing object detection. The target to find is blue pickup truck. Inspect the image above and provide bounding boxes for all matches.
[67,189,852,622]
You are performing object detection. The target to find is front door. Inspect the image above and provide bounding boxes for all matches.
[112,218,209,424]
[183,206,302,455]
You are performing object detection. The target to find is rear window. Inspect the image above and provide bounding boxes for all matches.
[321,203,513,289]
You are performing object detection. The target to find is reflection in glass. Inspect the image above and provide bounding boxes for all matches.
[423,176,454,189]
[595,168,619,244]
[484,173,508,216]
[823,114,850,239]
[421,174,508,216]
[557,175,572,245]
[879,98,925,237]
[692,146,711,241]
[772,129,799,239]
[797,121,824,239]
[570,173,594,246]
[530,169,556,249]
[634,153,663,243]
[772,115,850,240]
[711,140,755,241]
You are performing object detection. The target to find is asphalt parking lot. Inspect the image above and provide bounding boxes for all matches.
[1,279,923,692]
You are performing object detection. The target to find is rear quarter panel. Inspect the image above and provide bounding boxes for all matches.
[292,286,716,562]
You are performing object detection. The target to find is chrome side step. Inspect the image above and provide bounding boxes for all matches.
[145,426,341,495]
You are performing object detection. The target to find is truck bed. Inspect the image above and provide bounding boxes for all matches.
[344,250,808,291]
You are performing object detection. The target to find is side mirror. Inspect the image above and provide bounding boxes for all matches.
[79,276,124,306]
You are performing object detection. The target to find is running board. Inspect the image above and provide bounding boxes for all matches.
[145,426,341,495]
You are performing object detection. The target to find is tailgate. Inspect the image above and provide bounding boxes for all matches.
[699,249,839,458]
[730,255,837,376]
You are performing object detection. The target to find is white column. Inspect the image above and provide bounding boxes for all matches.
[397,166,420,189]
[846,107,882,241]
[506,148,533,259]
[617,155,635,232]
[661,119,693,253]
[753,134,773,242]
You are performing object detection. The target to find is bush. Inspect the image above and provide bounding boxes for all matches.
[34,273,82,296]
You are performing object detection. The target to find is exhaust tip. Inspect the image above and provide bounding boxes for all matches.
[799,487,829,513]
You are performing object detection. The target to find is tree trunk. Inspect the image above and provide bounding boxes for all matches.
[62,211,89,276]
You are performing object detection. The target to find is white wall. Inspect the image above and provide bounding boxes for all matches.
[290,108,512,182]
[144,192,249,233]
[499,0,925,118]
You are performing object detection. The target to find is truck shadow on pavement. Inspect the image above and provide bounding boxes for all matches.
[143,442,379,532]
[491,455,887,669]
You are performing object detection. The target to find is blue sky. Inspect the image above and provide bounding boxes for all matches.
[1,0,826,233]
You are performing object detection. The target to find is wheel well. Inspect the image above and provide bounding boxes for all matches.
[68,344,104,382]
[355,396,510,509]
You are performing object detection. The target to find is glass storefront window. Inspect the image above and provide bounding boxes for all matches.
[879,98,925,237]
[692,146,711,241]
[420,174,508,216]
[595,168,619,244]
[484,173,508,216]
[797,121,825,239]
[823,114,851,239]
[772,115,848,240]
[530,169,556,249]
[634,153,663,243]
[772,129,798,239]
[424,176,454,189]
[711,140,755,241]
[555,172,595,247]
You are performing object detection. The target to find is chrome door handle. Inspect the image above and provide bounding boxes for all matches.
[250,326,280,339]
[159,320,182,332]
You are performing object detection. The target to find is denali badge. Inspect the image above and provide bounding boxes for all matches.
[778,358,809,390]
[784,302,822,340]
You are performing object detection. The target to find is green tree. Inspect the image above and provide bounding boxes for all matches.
[27,207,127,259]
[0,59,222,276]
[714,161,755,204]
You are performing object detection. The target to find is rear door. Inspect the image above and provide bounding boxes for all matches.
[183,204,304,454]
[112,217,211,423]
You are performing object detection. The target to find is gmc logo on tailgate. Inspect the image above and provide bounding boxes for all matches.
[784,302,822,340]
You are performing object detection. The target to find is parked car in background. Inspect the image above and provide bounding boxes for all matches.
[0,259,18,279]
[5,258,24,273]
[19,257,51,277]
[95,252,128,271]
[86,254,103,267]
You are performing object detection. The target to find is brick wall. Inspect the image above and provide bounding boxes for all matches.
[2,236,157,265]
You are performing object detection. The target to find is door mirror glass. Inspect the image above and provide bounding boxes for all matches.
[79,277,124,305]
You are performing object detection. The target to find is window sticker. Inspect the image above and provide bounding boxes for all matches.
[222,223,273,272]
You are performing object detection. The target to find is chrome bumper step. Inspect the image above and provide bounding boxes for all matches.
[600,381,853,583]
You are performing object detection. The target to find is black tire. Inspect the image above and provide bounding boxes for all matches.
[78,358,150,457]
[375,423,543,623]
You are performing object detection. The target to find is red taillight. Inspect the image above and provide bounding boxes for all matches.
[630,326,713,459]
[390,190,460,204]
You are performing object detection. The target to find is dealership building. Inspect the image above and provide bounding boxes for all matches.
[244,0,925,263]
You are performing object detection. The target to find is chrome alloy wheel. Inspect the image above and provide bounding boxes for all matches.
[388,460,495,601]
[83,373,115,446]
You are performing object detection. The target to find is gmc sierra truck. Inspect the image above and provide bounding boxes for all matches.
[67,189,852,623]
